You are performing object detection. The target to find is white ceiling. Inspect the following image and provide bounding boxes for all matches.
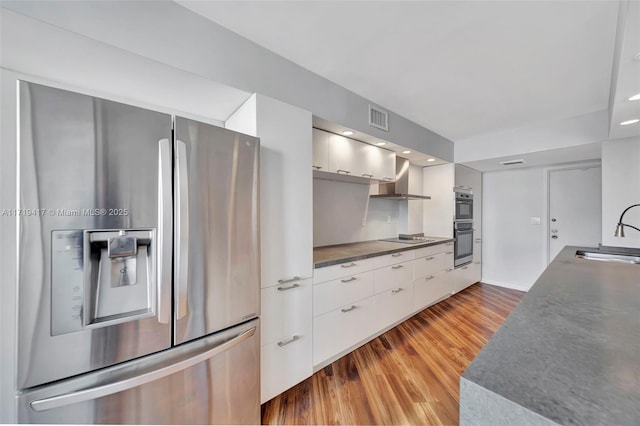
[178,0,621,142]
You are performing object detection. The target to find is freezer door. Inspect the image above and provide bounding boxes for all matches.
[18,319,260,424]
[16,82,173,389]
[174,117,260,345]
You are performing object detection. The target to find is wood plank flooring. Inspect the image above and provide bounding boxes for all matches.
[261,283,525,425]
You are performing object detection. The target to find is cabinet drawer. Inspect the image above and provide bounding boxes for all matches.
[261,278,312,345]
[373,260,413,294]
[374,283,414,330]
[313,257,374,284]
[373,250,415,268]
[313,296,375,366]
[261,328,312,403]
[413,242,453,258]
[414,251,453,279]
[413,271,451,312]
[313,271,374,317]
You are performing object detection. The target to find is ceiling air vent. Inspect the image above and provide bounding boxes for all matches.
[369,105,389,131]
[500,159,526,166]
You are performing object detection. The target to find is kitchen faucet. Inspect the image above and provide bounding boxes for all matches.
[614,203,640,237]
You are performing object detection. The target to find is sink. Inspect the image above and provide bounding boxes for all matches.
[575,250,640,264]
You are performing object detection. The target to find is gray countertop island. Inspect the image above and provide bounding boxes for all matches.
[460,245,640,425]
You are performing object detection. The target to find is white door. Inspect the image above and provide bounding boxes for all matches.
[548,166,602,263]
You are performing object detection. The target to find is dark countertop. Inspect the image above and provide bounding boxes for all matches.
[462,245,640,425]
[313,237,454,268]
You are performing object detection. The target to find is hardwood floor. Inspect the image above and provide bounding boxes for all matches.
[261,283,525,425]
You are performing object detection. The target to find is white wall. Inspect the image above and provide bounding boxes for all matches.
[398,164,425,235]
[423,163,455,238]
[313,179,398,247]
[482,168,546,291]
[602,137,640,248]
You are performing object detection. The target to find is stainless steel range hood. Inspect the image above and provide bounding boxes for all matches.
[370,157,431,200]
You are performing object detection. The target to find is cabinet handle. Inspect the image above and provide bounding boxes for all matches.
[474,261,481,265]
[391,253,403,257]
[383,177,393,181]
[341,305,357,313]
[278,276,301,284]
[475,239,482,243]
[425,276,435,280]
[312,165,322,170]
[391,288,404,293]
[425,256,435,261]
[446,268,454,272]
[391,265,404,269]
[277,335,300,347]
[277,283,300,291]
[462,266,469,270]
[337,169,351,175]
[445,251,453,255]
[341,277,357,283]
[446,243,453,246]
[341,262,357,268]
[361,173,373,178]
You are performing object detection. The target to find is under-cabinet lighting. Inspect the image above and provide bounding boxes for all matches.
[402,150,411,154]
[427,158,435,162]
[342,130,354,136]
[620,119,639,126]
[628,93,640,101]
[376,142,386,146]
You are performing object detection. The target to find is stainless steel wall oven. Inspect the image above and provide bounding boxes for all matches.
[455,191,473,221]
[454,221,474,267]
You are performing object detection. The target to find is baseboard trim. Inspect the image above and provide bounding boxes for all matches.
[481,278,531,292]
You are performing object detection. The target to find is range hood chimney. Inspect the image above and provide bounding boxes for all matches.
[370,157,431,200]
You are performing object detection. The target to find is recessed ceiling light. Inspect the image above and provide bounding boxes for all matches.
[628,93,640,101]
[427,158,436,162]
[376,142,386,146]
[402,150,411,154]
[620,119,640,126]
[342,130,354,136]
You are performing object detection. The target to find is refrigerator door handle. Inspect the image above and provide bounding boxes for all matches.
[175,139,189,319]
[157,138,172,324]
[29,326,256,412]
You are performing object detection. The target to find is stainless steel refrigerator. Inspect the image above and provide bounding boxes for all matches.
[14,81,260,424]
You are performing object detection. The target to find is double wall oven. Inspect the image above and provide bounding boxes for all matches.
[454,191,474,267]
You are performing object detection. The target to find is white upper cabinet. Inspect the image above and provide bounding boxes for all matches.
[317,128,395,182]
[363,143,395,181]
[328,133,364,177]
[312,128,329,172]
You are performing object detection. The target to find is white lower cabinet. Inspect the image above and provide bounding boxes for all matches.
[260,278,312,403]
[313,296,376,366]
[313,271,374,317]
[451,264,479,294]
[375,283,414,330]
[413,270,451,311]
[311,241,455,369]
[261,328,312,403]
[373,260,413,293]
[261,278,312,343]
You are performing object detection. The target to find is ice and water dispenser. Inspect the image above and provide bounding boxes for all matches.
[51,229,156,335]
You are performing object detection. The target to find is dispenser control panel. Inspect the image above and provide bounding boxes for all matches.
[51,230,84,335]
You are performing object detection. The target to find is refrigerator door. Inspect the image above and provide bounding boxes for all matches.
[174,117,260,345]
[17,82,173,389]
[18,319,260,424]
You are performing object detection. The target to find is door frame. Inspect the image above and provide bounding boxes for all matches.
[542,161,601,265]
